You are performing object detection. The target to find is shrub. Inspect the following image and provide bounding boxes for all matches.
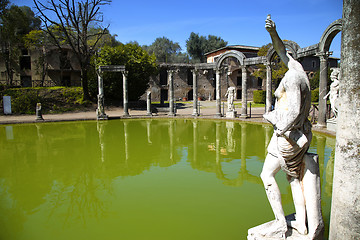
[311,88,319,103]
[2,88,42,114]
[253,90,266,104]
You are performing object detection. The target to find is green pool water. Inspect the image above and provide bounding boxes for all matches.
[0,119,335,240]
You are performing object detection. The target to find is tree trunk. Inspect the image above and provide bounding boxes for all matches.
[81,68,90,100]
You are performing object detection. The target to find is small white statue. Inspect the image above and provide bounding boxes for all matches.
[225,87,236,111]
[324,68,340,119]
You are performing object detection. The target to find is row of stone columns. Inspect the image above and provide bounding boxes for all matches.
[167,68,249,118]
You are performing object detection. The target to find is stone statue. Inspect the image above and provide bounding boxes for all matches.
[248,15,323,239]
[36,103,44,121]
[324,68,340,119]
[225,86,236,111]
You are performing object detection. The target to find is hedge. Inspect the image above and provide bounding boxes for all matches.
[253,90,266,104]
[311,88,319,103]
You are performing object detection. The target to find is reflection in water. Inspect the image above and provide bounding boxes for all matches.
[124,120,130,162]
[147,120,152,144]
[193,121,198,164]
[0,120,335,240]
[5,126,13,140]
[97,121,107,162]
[226,122,235,153]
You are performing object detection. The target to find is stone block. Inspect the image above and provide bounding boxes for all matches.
[3,96,11,115]
[226,111,237,118]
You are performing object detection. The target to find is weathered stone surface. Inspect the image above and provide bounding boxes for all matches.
[3,96,11,115]
[329,0,360,239]
[226,111,237,118]
[248,213,323,240]
[253,15,323,240]
[36,103,44,121]
[326,119,336,132]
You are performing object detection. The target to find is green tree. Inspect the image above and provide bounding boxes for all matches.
[33,0,112,100]
[89,43,157,101]
[0,5,41,85]
[252,43,288,88]
[309,67,333,90]
[186,32,227,63]
[144,37,188,63]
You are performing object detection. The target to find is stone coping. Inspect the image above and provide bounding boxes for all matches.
[0,104,335,137]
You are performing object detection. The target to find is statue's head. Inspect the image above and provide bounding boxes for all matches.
[330,68,340,82]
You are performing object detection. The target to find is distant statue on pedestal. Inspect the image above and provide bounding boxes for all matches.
[248,15,323,240]
[324,68,340,119]
[225,87,237,118]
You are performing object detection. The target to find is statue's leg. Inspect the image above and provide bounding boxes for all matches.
[260,153,287,236]
[288,177,308,235]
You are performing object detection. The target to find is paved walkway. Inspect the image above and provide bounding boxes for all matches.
[0,101,266,124]
[0,101,335,136]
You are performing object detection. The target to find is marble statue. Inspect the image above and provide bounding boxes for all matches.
[225,87,236,111]
[248,15,323,240]
[36,103,44,121]
[324,68,340,119]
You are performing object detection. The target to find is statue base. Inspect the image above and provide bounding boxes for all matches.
[248,153,324,240]
[226,111,237,118]
[326,118,337,132]
[247,213,324,240]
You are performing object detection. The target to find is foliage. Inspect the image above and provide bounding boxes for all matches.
[89,43,158,101]
[0,5,41,85]
[143,37,188,63]
[309,67,333,90]
[311,88,319,102]
[253,90,266,104]
[33,0,112,100]
[252,43,288,88]
[186,32,227,63]
[1,87,91,114]
[2,88,42,114]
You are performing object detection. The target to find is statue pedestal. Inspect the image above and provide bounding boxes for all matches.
[247,213,323,240]
[248,153,324,240]
[326,118,337,132]
[226,111,237,118]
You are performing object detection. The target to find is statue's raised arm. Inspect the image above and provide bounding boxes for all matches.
[265,15,289,67]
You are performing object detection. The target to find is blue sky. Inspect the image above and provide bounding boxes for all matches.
[11,0,343,58]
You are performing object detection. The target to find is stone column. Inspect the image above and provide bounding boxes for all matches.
[192,69,199,116]
[215,69,222,117]
[146,91,152,116]
[97,71,108,120]
[265,62,273,113]
[168,70,175,116]
[122,71,130,117]
[241,66,248,117]
[317,52,329,127]
[329,1,360,239]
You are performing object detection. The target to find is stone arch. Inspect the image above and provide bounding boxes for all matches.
[266,40,300,62]
[215,50,246,70]
[319,19,342,53]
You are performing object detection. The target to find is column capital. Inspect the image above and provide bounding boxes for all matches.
[191,68,199,74]
[316,51,331,60]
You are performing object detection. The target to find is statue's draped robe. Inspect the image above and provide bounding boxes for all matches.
[267,54,312,178]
